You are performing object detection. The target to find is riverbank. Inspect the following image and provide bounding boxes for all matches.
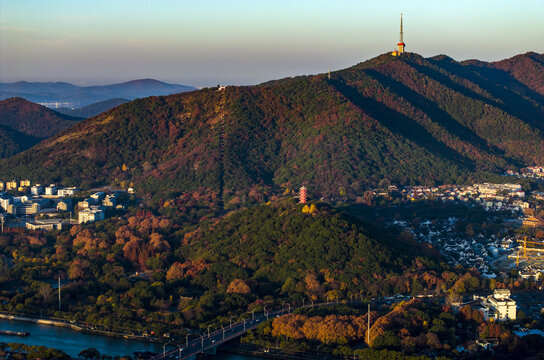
[0,312,165,343]
[219,344,325,360]
[0,318,168,358]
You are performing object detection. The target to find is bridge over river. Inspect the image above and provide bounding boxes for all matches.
[152,301,360,360]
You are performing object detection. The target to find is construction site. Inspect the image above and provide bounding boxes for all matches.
[507,236,544,279]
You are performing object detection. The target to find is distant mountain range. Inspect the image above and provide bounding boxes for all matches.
[0,79,196,108]
[0,52,542,201]
[0,97,82,158]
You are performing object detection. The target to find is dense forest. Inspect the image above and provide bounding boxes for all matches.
[0,52,542,203]
[0,199,453,334]
[0,97,82,138]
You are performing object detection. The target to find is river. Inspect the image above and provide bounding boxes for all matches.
[0,319,261,359]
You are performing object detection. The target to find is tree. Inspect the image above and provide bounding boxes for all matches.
[68,258,89,280]
[38,283,53,304]
[78,348,100,360]
[166,262,185,280]
[226,278,251,295]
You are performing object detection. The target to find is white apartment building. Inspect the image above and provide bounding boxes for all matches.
[57,187,78,197]
[484,289,517,321]
[78,206,105,224]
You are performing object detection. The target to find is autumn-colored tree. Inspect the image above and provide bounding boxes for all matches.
[304,273,321,299]
[166,262,185,281]
[69,258,90,280]
[226,279,251,295]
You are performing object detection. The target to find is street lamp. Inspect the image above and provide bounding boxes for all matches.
[229,317,234,328]
[200,335,204,350]
[178,345,182,359]
[186,334,189,347]
[207,326,211,337]
[302,298,305,308]
[250,309,255,320]
[288,303,291,313]
[163,343,166,356]
[222,326,225,339]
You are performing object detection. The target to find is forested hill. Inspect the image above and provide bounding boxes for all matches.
[0,97,82,138]
[0,97,82,158]
[0,52,542,202]
[172,199,443,296]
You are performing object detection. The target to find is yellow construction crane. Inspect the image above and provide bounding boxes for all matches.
[516,236,544,267]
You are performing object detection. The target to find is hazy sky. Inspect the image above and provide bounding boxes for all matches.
[1,0,543,87]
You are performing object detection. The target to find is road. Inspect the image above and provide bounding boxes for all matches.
[152,296,420,360]
[153,308,288,360]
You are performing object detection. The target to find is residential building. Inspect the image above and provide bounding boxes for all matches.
[6,180,17,191]
[7,198,50,215]
[90,192,105,201]
[8,202,40,215]
[102,194,118,207]
[57,187,78,197]
[78,206,105,224]
[31,184,43,196]
[19,179,30,187]
[77,198,94,209]
[461,289,517,322]
[56,198,73,212]
[523,216,544,228]
[26,219,63,231]
[45,184,58,195]
[0,194,13,211]
[519,270,540,281]
[485,289,517,321]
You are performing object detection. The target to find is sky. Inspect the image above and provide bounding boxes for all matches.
[1,0,543,87]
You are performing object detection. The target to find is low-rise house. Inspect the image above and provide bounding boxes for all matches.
[56,198,73,212]
[532,191,544,200]
[77,198,95,209]
[26,219,63,231]
[57,187,78,197]
[102,193,119,207]
[90,192,105,201]
[523,215,544,228]
[31,184,43,196]
[19,179,30,187]
[6,180,17,191]
[78,206,105,224]
[45,184,57,195]
[519,270,540,281]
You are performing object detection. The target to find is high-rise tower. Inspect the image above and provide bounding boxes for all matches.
[397,14,405,53]
[391,14,405,56]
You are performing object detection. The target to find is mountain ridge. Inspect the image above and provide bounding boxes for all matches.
[0,52,542,202]
[0,79,197,107]
[56,98,129,118]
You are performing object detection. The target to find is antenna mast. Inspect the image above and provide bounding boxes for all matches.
[400,13,403,44]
